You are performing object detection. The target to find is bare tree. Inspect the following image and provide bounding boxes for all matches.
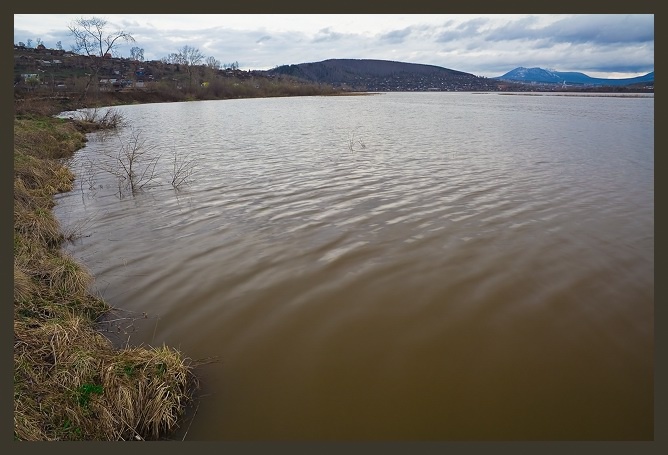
[176,45,204,90]
[68,16,135,100]
[206,56,221,71]
[130,46,145,62]
[56,40,63,50]
[161,53,180,65]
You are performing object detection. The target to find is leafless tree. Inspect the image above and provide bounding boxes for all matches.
[68,16,135,100]
[161,53,180,65]
[130,46,145,62]
[206,56,221,71]
[176,45,205,90]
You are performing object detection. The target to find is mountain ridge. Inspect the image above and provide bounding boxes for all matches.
[266,59,500,91]
[494,67,654,86]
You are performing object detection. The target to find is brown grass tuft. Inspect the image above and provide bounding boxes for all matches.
[14,301,199,440]
[14,264,36,302]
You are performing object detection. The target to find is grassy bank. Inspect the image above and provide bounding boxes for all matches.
[13,97,200,440]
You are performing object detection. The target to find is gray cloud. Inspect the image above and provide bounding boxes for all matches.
[457,17,490,33]
[379,27,412,44]
[436,17,491,43]
[313,28,345,43]
[541,15,654,45]
[485,14,654,45]
[483,16,542,42]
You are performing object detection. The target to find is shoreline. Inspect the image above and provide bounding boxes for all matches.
[13,94,203,440]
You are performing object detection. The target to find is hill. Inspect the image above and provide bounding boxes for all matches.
[266,59,501,91]
[494,67,654,87]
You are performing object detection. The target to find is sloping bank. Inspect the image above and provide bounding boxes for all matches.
[13,98,200,441]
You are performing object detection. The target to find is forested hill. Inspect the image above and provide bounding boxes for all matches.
[266,59,501,91]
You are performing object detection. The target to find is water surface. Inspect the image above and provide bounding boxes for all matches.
[54,92,654,440]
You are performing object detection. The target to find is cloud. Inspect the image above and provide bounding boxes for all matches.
[379,27,412,44]
[436,17,491,42]
[313,28,346,43]
[541,14,654,45]
[485,14,654,45]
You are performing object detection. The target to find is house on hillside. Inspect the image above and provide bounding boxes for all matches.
[99,78,122,91]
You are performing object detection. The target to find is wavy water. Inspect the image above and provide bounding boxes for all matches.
[54,92,654,440]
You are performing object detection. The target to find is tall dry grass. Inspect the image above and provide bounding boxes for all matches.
[14,315,199,440]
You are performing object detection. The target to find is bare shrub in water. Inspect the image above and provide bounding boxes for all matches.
[100,129,160,195]
[348,126,366,154]
[169,147,197,189]
[72,107,128,130]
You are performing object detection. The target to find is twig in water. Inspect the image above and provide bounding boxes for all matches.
[181,401,201,441]
[348,126,366,154]
[152,316,159,345]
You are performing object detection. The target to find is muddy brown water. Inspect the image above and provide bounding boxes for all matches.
[54,92,654,440]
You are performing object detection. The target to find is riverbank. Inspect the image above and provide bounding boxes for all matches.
[13,95,201,440]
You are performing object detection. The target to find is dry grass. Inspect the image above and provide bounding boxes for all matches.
[14,107,200,440]
[14,96,68,117]
[13,264,36,302]
[14,117,87,160]
[14,315,199,440]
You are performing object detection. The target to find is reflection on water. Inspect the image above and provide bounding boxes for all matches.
[54,92,653,440]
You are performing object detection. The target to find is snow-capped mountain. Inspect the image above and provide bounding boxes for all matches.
[494,67,654,86]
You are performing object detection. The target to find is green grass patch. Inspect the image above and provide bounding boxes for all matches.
[75,383,104,408]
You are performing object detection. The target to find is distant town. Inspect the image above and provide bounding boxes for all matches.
[14,43,653,102]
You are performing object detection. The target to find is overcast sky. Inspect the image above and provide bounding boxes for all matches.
[13,14,654,79]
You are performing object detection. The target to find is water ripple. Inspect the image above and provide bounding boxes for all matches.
[55,92,654,440]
